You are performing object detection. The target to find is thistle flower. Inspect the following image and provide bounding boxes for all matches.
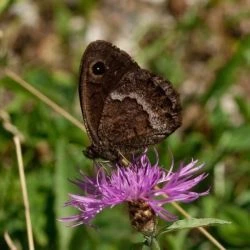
[61,153,208,233]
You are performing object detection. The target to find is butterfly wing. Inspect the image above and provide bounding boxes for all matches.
[98,69,182,151]
[79,40,139,146]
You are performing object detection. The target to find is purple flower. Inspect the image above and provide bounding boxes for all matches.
[61,153,208,227]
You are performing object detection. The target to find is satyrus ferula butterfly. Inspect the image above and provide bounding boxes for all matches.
[79,40,181,161]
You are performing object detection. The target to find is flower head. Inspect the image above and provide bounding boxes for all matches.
[61,153,208,228]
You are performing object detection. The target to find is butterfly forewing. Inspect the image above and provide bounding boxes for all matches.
[79,40,139,145]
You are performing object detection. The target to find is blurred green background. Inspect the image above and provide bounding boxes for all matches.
[1,0,250,249]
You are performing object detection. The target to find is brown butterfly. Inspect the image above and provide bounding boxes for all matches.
[79,40,181,161]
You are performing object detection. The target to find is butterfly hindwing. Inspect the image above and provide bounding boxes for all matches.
[98,69,181,148]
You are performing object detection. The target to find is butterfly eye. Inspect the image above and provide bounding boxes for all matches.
[91,61,106,75]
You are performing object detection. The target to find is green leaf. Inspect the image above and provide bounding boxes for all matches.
[217,125,250,152]
[158,218,231,236]
[218,205,250,246]
[166,230,189,250]
[130,242,145,250]
[235,96,250,122]
[142,245,151,250]
[0,0,13,14]
[202,36,250,103]
[55,139,75,250]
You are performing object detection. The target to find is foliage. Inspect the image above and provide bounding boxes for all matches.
[1,0,250,249]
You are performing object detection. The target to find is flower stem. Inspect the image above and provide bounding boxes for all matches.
[1,111,35,250]
[151,238,161,250]
[5,69,86,132]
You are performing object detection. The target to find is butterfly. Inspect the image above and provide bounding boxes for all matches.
[79,40,181,161]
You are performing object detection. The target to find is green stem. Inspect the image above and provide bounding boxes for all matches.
[151,238,161,250]
[144,236,161,250]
